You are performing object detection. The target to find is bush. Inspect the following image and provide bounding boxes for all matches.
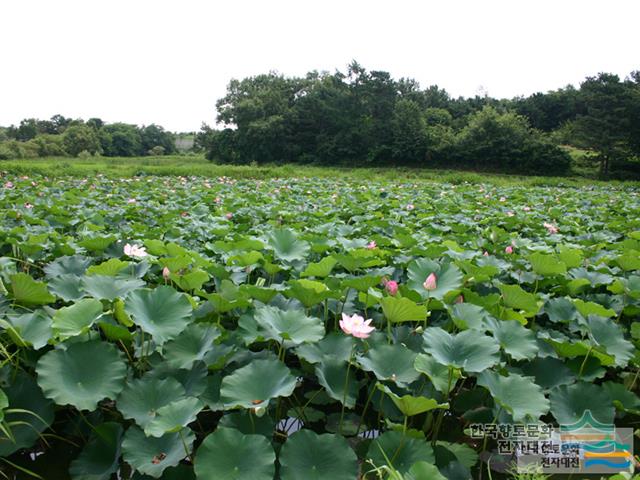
[452,107,571,175]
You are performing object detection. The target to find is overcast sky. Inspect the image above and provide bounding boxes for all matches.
[1,0,638,132]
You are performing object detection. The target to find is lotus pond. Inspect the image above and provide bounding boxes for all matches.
[0,174,639,479]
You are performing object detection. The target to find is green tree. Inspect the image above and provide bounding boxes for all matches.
[100,123,142,157]
[569,73,639,176]
[454,106,570,174]
[140,124,175,155]
[62,124,101,156]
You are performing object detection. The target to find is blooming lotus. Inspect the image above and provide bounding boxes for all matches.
[543,222,558,234]
[505,245,514,254]
[225,212,233,220]
[124,243,148,258]
[162,266,171,280]
[423,273,437,291]
[127,198,136,204]
[406,204,415,211]
[339,313,375,339]
[385,280,398,296]
[366,240,377,249]
[24,202,33,209]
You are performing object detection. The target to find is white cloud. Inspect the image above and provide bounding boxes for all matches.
[0,0,637,131]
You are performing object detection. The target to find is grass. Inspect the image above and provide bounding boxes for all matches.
[1,155,638,188]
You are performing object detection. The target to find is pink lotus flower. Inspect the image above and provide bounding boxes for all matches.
[225,212,233,220]
[24,202,33,209]
[505,245,514,254]
[4,181,13,189]
[506,211,515,217]
[123,243,148,258]
[340,313,375,339]
[162,266,171,280]
[385,280,398,296]
[543,222,558,234]
[499,196,506,202]
[406,204,415,211]
[127,198,136,204]
[423,273,437,291]
[366,241,377,250]
[483,251,489,257]
[523,206,531,212]
[455,294,464,304]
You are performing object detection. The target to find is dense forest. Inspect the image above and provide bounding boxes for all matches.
[2,62,639,177]
[197,62,640,177]
[0,116,178,159]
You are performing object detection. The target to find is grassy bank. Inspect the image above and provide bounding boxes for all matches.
[1,155,638,187]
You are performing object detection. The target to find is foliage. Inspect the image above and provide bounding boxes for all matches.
[0,173,639,477]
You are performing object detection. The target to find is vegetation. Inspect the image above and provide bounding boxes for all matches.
[0,173,639,478]
[0,155,638,188]
[197,62,640,178]
[0,115,177,160]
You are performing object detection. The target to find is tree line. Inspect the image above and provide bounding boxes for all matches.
[197,62,640,177]
[0,116,177,159]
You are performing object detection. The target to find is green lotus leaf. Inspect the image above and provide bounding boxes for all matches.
[82,275,145,301]
[447,303,492,330]
[220,358,297,409]
[406,461,447,480]
[86,258,130,276]
[125,286,193,345]
[414,354,460,394]
[435,440,479,468]
[358,343,420,386]
[407,259,463,300]
[52,298,104,340]
[174,269,210,291]
[49,273,85,301]
[194,427,275,480]
[122,426,195,479]
[476,371,549,422]
[543,297,579,323]
[144,397,204,437]
[1,311,52,349]
[0,373,55,456]
[69,422,123,480]
[519,357,575,390]
[557,246,583,268]
[529,252,567,276]
[162,323,221,369]
[603,381,640,413]
[422,327,500,372]
[37,341,127,410]
[44,255,92,277]
[366,431,435,476]
[301,256,337,278]
[489,319,537,360]
[279,429,358,480]
[380,296,427,323]
[574,299,615,318]
[117,376,186,429]
[549,382,615,425]
[199,373,223,411]
[78,236,117,252]
[284,279,331,308]
[238,284,277,303]
[586,315,634,367]
[498,284,540,316]
[9,272,56,305]
[218,411,276,437]
[343,275,383,292]
[377,384,448,417]
[296,332,354,364]
[267,228,310,262]
[254,305,324,345]
[314,358,359,408]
